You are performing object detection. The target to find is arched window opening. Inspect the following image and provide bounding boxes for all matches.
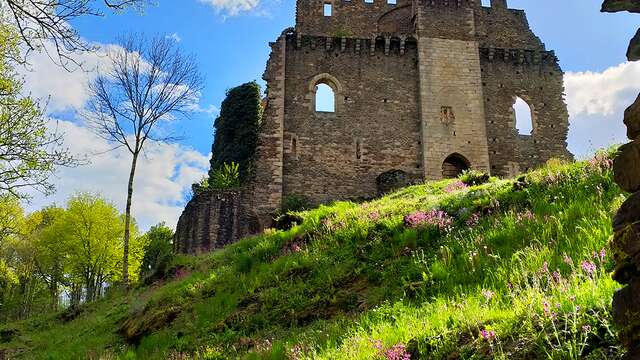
[315,83,335,113]
[514,96,533,135]
[442,153,470,179]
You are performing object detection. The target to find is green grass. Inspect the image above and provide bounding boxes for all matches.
[0,153,627,359]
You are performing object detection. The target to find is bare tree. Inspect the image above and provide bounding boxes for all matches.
[1,0,149,67]
[87,34,203,285]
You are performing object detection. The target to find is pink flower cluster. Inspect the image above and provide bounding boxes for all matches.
[581,260,597,277]
[404,210,454,232]
[282,236,306,254]
[466,212,482,227]
[589,152,614,170]
[444,180,468,193]
[481,289,495,302]
[480,329,496,342]
[372,340,411,360]
[516,210,535,222]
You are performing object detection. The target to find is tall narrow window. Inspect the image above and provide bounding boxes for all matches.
[292,137,298,159]
[513,97,533,135]
[356,139,362,160]
[323,3,332,16]
[315,83,335,113]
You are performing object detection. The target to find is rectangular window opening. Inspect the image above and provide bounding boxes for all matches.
[323,3,332,16]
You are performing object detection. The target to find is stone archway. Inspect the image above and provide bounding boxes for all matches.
[442,153,470,178]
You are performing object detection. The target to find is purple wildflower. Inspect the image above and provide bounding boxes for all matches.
[581,260,597,277]
[482,289,495,302]
[404,210,454,232]
[368,211,381,221]
[563,255,573,266]
[582,325,592,333]
[384,344,411,360]
[481,330,497,342]
[444,180,468,193]
[552,270,562,284]
[599,248,606,262]
[466,212,482,227]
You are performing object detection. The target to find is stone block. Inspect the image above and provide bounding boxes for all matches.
[625,94,640,140]
[614,191,640,231]
[614,141,640,192]
[613,279,640,351]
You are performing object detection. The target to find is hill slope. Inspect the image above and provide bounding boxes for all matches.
[1,154,627,359]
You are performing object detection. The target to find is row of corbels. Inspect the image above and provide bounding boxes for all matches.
[291,32,417,56]
[479,48,557,65]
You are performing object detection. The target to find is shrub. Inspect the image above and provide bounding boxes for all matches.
[459,169,490,186]
[210,162,241,190]
[281,194,311,213]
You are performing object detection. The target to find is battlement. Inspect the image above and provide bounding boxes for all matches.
[478,47,560,68]
[284,31,418,56]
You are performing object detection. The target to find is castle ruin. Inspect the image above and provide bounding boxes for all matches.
[174,0,571,254]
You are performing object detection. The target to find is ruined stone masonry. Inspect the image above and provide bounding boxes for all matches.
[175,0,571,254]
[602,1,640,358]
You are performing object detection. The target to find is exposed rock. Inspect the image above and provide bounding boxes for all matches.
[601,0,640,13]
[120,306,180,344]
[625,94,640,140]
[376,170,410,196]
[613,191,640,231]
[613,141,640,192]
[613,280,640,351]
[628,29,640,61]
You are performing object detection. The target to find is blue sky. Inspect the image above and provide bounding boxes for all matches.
[20,0,640,230]
[66,0,640,155]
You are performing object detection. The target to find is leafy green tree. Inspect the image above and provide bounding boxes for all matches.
[0,25,79,200]
[139,223,174,283]
[209,81,263,182]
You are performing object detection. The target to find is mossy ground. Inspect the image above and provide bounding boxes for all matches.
[0,153,627,359]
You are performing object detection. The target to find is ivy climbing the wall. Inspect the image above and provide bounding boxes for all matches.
[209,81,263,184]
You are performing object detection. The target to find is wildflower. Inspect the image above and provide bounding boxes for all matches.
[368,211,381,221]
[552,270,561,284]
[543,301,550,316]
[444,180,467,193]
[563,254,573,265]
[384,344,411,360]
[480,329,497,342]
[482,289,495,302]
[570,295,577,303]
[599,248,606,262]
[582,325,592,333]
[404,210,454,232]
[466,212,482,227]
[542,262,549,273]
[580,260,597,277]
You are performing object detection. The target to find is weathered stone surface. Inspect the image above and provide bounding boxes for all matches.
[377,170,410,196]
[176,0,572,252]
[614,191,640,231]
[174,189,260,255]
[613,280,640,350]
[625,94,640,140]
[602,0,640,13]
[614,141,640,192]
[628,29,640,61]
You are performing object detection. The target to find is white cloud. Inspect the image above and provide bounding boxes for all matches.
[564,62,640,157]
[27,119,209,230]
[198,0,260,15]
[565,62,640,118]
[18,41,214,230]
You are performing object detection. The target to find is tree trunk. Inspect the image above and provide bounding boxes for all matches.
[123,151,139,286]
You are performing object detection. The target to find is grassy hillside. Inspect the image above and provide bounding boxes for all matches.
[0,152,627,359]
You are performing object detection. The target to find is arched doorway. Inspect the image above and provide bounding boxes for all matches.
[442,153,470,178]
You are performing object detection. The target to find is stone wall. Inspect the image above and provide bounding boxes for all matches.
[174,189,260,254]
[174,0,572,254]
[282,34,423,205]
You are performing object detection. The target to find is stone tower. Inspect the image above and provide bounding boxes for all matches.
[253,0,571,216]
[175,0,571,254]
